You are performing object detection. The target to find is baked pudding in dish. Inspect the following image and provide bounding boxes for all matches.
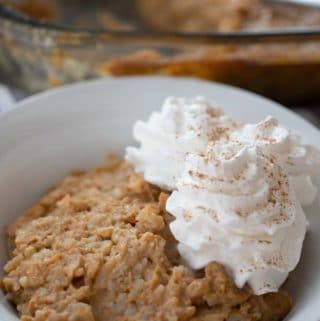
[2,0,320,103]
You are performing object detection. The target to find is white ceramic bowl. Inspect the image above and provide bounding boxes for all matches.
[0,76,319,320]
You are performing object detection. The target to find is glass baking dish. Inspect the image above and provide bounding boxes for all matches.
[1,0,320,104]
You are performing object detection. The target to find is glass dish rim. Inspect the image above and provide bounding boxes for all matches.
[2,3,320,44]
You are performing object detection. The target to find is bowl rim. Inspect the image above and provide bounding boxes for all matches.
[2,3,320,45]
[2,75,320,137]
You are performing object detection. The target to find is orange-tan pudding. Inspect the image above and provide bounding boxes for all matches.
[2,159,292,321]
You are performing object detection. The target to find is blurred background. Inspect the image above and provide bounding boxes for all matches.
[1,0,320,125]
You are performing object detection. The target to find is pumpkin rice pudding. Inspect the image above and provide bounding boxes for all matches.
[1,157,292,321]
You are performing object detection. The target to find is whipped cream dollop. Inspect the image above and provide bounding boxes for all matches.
[126,97,238,190]
[232,116,320,205]
[126,96,318,295]
[167,142,307,295]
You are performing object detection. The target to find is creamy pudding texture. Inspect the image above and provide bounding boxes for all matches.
[127,97,320,295]
[1,159,293,321]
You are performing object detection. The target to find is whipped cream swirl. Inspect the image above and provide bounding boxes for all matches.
[167,142,307,295]
[232,116,320,205]
[126,97,238,190]
[126,96,317,295]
